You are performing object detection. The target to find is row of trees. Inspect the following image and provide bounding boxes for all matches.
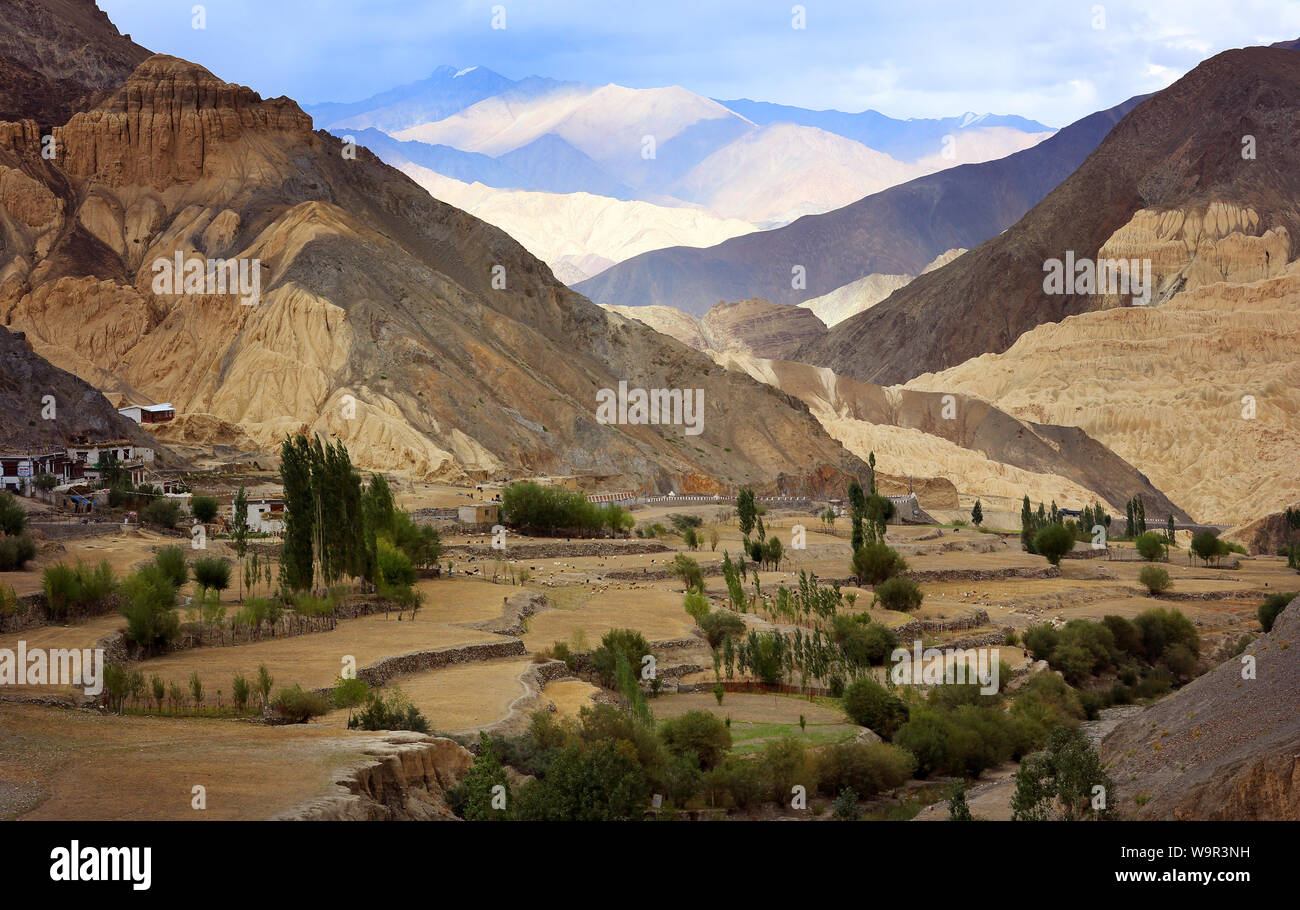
[500,481,634,537]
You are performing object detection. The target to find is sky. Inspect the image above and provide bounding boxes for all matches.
[99,0,1300,126]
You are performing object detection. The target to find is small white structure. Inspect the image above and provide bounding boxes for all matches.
[245,498,286,534]
[117,403,175,425]
[458,502,500,524]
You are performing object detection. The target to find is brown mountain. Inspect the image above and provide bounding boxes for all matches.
[0,324,164,456]
[0,6,870,494]
[799,44,1300,385]
[1101,596,1300,819]
[0,0,149,124]
[574,96,1143,315]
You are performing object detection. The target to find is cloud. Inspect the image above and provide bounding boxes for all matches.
[99,0,1298,125]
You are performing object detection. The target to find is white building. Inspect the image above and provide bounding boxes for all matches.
[244,498,286,534]
[117,403,175,425]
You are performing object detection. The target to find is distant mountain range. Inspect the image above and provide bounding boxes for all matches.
[304,66,1054,278]
[575,94,1141,314]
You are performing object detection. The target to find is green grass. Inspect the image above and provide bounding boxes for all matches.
[725,720,858,755]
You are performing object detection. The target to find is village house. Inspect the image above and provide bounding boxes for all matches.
[244,498,286,534]
[116,403,175,425]
[458,502,501,524]
[0,450,83,492]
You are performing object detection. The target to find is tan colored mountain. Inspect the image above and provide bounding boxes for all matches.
[713,350,1188,517]
[603,297,827,361]
[0,50,870,494]
[698,298,827,360]
[905,268,1300,523]
[797,249,965,327]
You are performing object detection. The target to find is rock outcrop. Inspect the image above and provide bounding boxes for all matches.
[274,734,473,821]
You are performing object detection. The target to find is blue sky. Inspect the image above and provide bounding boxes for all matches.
[100,0,1300,125]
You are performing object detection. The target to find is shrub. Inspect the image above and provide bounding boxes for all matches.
[659,710,732,770]
[192,556,232,598]
[1138,565,1172,595]
[1101,615,1142,656]
[0,583,18,617]
[1032,523,1075,566]
[0,533,36,571]
[449,733,512,820]
[874,576,923,612]
[762,736,818,804]
[701,756,768,809]
[832,788,860,821]
[376,537,416,587]
[350,687,431,732]
[851,543,907,585]
[119,565,179,652]
[154,546,189,588]
[842,677,908,738]
[833,616,898,667]
[590,628,652,687]
[0,491,28,536]
[512,740,649,821]
[1258,591,1297,633]
[231,674,251,712]
[1135,531,1166,561]
[272,684,332,723]
[332,676,370,722]
[142,497,183,529]
[670,554,704,592]
[1133,607,1198,663]
[190,495,219,524]
[683,590,709,623]
[697,610,745,648]
[815,741,915,797]
[1021,624,1059,661]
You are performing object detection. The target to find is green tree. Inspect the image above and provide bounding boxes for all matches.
[873,576,923,612]
[1135,531,1165,561]
[1257,592,1296,633]
[1138,565,1172,595]
[119,565,180,654]
[1011,726,1114,821]
[659,710,732,770]
[948,780,974,821]
[231,486,249,600]
[971,500,983,527]
[736,488,757,540]
[842,677,908,738]
[851,542,907,585]
[332,675,371,724]
[1033,523,1075,566]
[190,495,219,524]
[192,556,232,601]
[450,733,512,820]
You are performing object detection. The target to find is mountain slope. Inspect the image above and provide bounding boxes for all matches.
[801,45,1300,385]
[0,41,866,494]
[1101,596,1300,820]
[303,65,520,133]
[713,351,1188,517]
[396,164,757,283]
[575,95,1142,314]
[904,267,1300,522]
[0,324,167,457]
